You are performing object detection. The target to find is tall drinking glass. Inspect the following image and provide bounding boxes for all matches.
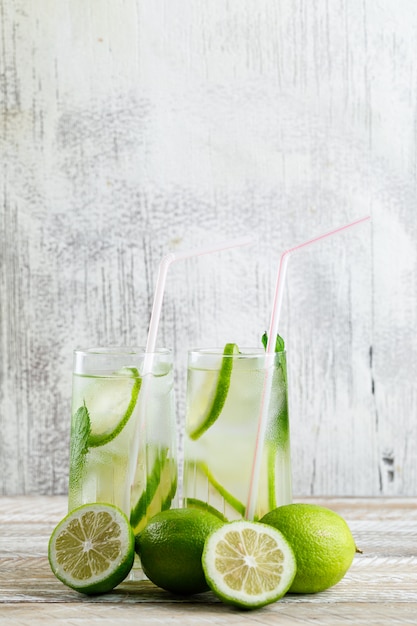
[68,347,177,535]
[183,346,291,521]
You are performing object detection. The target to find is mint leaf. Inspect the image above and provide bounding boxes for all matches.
[262,332,285,352]
[69,403,91,489]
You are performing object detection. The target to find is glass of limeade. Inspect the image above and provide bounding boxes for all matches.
[183,343,291,521]
[68,347,177,536]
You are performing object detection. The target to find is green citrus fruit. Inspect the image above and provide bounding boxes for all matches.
[202,520,296,609]
[135,508,224,594]
[260,503,357,593]
[48,503,135,594]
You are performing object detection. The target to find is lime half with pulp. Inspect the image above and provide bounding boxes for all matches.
[202,520,296,609]
[48,503,135,594]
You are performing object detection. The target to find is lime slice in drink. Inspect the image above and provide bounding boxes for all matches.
[82,367,141,447]
[48,503,135,594]
[202,520,296,609]
[187,343,239,441]
[184,460,245,520]
[130,447,177,534]
[184,498,229,522]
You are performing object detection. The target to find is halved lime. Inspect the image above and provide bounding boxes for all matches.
[187,343,239,441]
[48,503,135,594]
[82,367,141,447]
[202,520,296,609]
[130,447,177,534]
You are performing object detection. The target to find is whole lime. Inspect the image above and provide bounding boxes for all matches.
[260,503,357,593]
[135,508,224,595]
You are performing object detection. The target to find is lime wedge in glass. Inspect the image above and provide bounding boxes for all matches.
[184,460,245,520]
[130,447,177,534]
[184,498,229,522]
[48,503,135,594]
[80,367,141,448]
[187,343,239,441]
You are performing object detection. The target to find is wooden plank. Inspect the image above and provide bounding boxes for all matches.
[1,553,416,605]
[1,602,417,626]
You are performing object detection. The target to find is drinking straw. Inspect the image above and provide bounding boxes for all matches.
[245,215,371,520]
[128,235,255,492]
[144,235,254,363]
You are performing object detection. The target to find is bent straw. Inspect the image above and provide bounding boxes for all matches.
[128,235,255,495]
[144,235,254,365]
[245,215,371,521]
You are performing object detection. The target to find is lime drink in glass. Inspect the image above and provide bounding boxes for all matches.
[68,347,177,536]
[183,344,291,521]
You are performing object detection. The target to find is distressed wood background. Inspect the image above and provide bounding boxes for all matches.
[1,0,416,497]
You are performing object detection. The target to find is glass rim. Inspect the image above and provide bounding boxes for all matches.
[188,347,286,357]
[73,346,172,357]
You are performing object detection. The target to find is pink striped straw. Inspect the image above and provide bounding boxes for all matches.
[245,215,371,520]
[144,235,254,365]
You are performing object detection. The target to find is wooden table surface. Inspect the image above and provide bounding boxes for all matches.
[0,496,416,625]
